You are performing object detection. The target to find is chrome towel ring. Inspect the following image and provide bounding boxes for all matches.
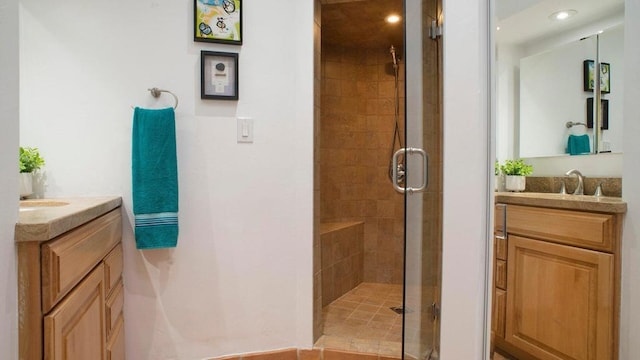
[148,87,179,110]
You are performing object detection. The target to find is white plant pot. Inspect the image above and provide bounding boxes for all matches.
[495,174,506,192]
[20,172,33,198]
[505,175,526,192]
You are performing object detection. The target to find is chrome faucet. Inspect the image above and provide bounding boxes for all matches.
[565,169,584,195]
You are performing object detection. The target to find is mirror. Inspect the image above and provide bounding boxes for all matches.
[496,0,624,161]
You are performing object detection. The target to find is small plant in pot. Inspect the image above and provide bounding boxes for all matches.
[500,159,533,192]
[19,146,45,198]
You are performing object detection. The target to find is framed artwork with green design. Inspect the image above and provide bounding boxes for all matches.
[195,0,242,45]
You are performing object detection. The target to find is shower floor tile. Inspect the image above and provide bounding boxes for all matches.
[315,282,403,358]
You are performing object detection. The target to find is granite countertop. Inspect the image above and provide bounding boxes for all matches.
[15,196,122,242]
[495,192,627,213]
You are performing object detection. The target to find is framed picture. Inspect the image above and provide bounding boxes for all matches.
[583,60,611,93]
[194,0,242,45]
[201,51,239,100]
[586,97,609,129]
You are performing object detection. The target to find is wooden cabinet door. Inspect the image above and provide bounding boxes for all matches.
[44,264,106,360]
[493,288,506,339]
[107,316,125,360]
[505,235,613,360]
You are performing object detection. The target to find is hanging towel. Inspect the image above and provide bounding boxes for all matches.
[132,107,179,249]
[566,134,591,156]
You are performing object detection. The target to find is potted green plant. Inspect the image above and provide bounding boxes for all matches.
[19,146,45,198]
[500,159,533,192]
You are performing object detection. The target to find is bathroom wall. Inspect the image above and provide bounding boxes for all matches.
[19,0,314,358]
[0,0,19,358]
[320,45,405,285]
[620,0,640,358]
[440,0,491,358]
[524,152,623,177]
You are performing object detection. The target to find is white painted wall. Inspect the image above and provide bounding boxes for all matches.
[441,0,491,358]
[525,152,623,177]
[0,0,19,359]
[19,0,314,358]
[620,0,640,358]
[598,25,625,152]
[496,44,523,163]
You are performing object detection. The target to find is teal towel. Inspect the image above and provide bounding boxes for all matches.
[132,107,179,249]
[567,134,590,155]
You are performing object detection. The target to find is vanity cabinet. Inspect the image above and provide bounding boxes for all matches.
[44,263,106,359]
[491,204,507,343]
[17,206,124,360]
[493,201,624,360]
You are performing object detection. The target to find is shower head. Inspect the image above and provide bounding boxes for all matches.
[389,45,398,66]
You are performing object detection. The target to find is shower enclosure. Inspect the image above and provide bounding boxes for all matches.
[314,0,442,359]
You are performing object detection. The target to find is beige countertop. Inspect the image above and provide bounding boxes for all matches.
[495,192,627,213]
[15,196,122,242]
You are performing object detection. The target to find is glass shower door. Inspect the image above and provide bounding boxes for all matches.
[400,0,442,359]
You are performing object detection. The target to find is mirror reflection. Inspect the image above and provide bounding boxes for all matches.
[496,0,624,161]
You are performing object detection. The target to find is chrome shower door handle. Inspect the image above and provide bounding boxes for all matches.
[392,147,428,194]
[392,148,406,193]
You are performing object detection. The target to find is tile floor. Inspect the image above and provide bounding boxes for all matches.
[314,282,403,358]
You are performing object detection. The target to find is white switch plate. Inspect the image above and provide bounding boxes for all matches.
[237,117,253,143]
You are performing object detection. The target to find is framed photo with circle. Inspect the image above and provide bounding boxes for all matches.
[201,51,239,100]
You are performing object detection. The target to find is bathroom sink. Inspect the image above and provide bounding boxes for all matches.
[20,200,70,212]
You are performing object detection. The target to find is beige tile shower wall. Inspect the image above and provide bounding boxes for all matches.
[320,222,365,306]
[320,45,405,284]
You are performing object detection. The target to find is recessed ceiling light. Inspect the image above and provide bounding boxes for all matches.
[385,14,401,24]
[549,9,577,21]
[496,26,501,31]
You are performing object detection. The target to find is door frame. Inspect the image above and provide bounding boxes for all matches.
[439,0,494,358]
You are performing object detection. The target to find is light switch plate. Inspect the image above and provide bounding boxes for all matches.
[237,117,253,143]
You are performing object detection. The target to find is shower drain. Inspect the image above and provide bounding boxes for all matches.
[390,306,413,314]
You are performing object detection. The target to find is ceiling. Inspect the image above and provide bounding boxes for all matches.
[321,0,404,48]
[319,0,624,49]
[496,0,624,46]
